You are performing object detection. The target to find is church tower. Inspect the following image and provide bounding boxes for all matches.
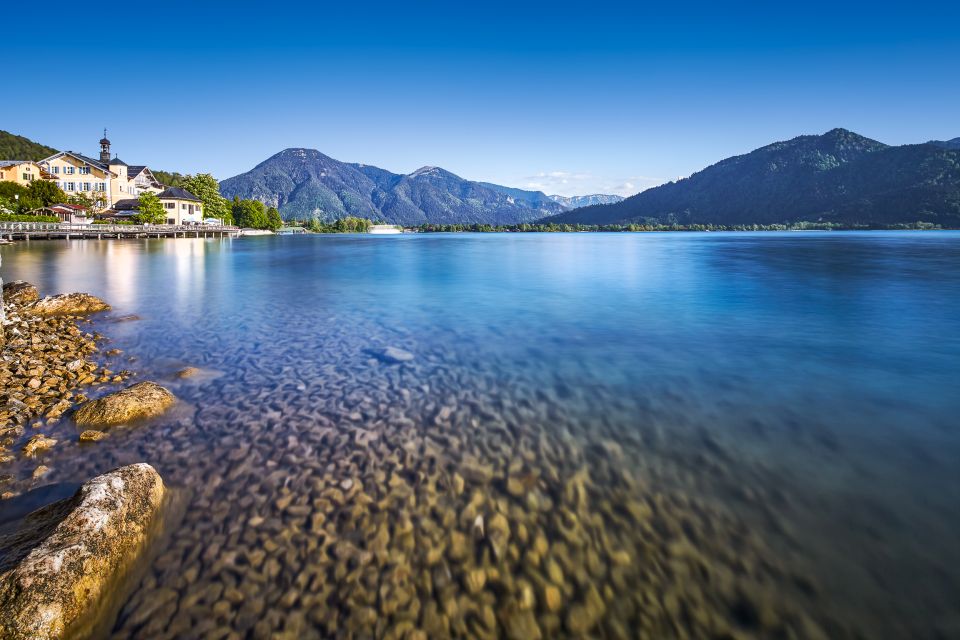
[99,129,111,163]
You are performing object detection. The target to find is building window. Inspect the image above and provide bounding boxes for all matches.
[83,182,91,191]
[23,173,34,181]
[52,166,59,174]
[80,166,90,175]
[164,202,175,209]
[98,182,107,191]
[65,166,75,175]
[65,182,75,191]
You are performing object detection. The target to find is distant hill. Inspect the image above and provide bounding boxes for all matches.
[930,138,960,150]
[548,194,625,209]
[544,129,960,227]
[477,185,624,210]
[220,149,569,225]
[0,130,57,161]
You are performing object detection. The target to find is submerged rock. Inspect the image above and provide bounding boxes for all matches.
[22,434,57,456]
[2,281,39,307]
[28,293,111,317]
[0,463,165,640]
[74,382,175,427]
[371,346,415,364]
[174,367,200,379]
[79,430,108,442]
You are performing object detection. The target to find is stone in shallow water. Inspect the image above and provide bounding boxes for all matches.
[175,367,199,379]
[79,430,108,442]
[543,584,563,612]
[28,293,110,317]
[74,382,175,427]
[371,346,415,364]
[22,434,57,456]
[465,568,486,594]
[0,463,165,640]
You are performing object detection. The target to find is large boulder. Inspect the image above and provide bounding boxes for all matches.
[74,382,175,427]
[0,463,165,640]
[29,293,110,317]
[2,281,39,307]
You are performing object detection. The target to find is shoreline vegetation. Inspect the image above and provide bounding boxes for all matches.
[288,220,949,233]
[410,221,947,232]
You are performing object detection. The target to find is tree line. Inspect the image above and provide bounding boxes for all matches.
[294,217,373,233]
[414,221,946,232]
[0,180,94,219]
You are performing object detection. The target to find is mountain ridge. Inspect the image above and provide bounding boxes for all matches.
[220,149,570,225]
[544,129,960,227]
[548,194,625,209]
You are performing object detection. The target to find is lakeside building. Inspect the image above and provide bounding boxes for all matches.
[38,132,162,208]
[0,160,52,185]
[32,203,92,224]
[113,187,204,225]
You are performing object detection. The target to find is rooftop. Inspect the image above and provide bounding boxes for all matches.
[158,187,200,201]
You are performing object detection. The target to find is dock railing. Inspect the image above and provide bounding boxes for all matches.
[0,222,241,238]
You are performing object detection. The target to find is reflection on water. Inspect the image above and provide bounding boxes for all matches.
[2,232,959,638]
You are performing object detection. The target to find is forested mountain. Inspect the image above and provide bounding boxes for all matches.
[930,138,960,150]
[0,130,57,161]
[544,129,960,227]
[220,149,568,224]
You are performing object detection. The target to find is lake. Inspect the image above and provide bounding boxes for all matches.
[2,232,959,638]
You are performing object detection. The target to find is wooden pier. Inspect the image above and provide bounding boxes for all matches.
[0,222,241,241]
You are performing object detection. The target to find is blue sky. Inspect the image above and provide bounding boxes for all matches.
[4,1,958,196]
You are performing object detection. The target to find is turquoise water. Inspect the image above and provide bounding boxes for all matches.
[2,232,959,638]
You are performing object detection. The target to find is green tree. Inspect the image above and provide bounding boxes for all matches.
[0,181,41,213]
[67,191,95,210]
[181,173,231,222]
[152,169,186,188]
[266,206,283,231]
[232,197,269,229]
[134,191,165,224]
[27,179,68,206]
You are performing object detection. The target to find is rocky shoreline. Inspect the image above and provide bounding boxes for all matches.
[0,282,132,495]
[1,277,179,639]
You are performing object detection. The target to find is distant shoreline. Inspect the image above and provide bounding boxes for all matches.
[407,222,951,233]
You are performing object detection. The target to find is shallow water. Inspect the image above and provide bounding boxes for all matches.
[2,232,959,638]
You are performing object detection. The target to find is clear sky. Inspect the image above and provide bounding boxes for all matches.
[4,1,958,196]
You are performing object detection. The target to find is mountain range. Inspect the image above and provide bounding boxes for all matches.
[6,128,958,227]
[546,129,960,227]
[220,150,610,225]
[547,194,625,209]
